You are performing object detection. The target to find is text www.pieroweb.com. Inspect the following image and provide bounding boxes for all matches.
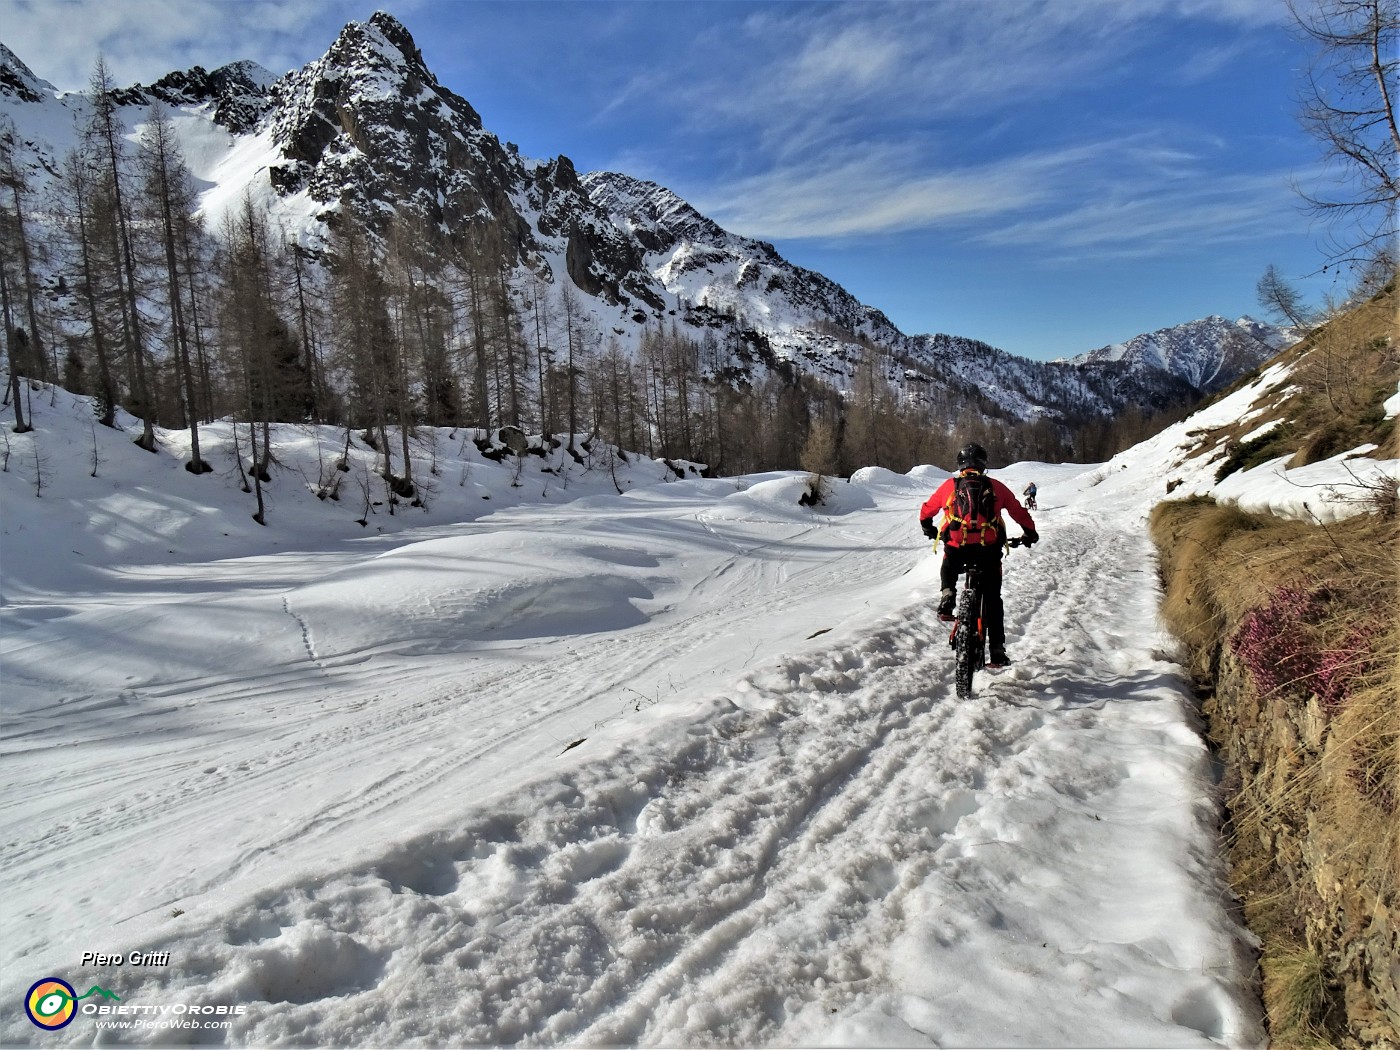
[87,1003,245,1032]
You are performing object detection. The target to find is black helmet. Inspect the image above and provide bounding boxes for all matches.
[956,442,989,470]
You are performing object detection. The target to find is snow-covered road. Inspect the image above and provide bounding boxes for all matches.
[1,433,1263,1047]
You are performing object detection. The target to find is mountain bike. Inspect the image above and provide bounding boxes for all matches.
[949,536,1028,698]
[1025,495,1037,510]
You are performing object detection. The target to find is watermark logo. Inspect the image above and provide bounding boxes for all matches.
[24,978,119,1030]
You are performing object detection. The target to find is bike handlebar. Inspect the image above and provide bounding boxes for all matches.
[929,535,1034,550]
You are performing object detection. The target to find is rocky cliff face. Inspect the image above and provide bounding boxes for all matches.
[75,15,612,316]
[1205,648,1399,1049]
[904,331,1205,422]
[583,170,906,345]
[583,171,1271,421]
[109,59,276,133]
[266,15,530,256]
[0,42,49,103]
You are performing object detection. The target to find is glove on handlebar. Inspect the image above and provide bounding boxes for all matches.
[1022,528,1039,545]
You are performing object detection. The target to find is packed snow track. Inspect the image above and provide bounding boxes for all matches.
[1,461,1262,1047]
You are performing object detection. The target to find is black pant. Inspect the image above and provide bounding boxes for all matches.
[941,545,1006,651]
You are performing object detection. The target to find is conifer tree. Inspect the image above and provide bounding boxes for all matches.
[452,232,494,431]
[140,105,210,472]
[222,195,300,521]
[87,58,157,451]
[286,241,328,424]
[559,280,589,453]
[525,269,555,436]
[330,220,411,499]
[0,266,31,433]
[1,118,50,389]
[56,147,119,428]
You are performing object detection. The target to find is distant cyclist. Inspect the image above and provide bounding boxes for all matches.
[1023,481,1037,510]
[919,443,1037,668]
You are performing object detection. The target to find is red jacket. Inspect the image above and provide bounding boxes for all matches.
[919,470,1036,547]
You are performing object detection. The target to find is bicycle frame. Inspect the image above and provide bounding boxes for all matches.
[948,537,1025,698]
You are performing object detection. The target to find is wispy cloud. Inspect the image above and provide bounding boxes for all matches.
[677,5,1125,153]
[980,170,1304,259]
[696,141,1109,239]
[586,0,1308,264]
[1173,42,1253,84]
[636,0,1282,154]
[696,128,1307,265]
[1,0,371,90]
[3,0,1308,269]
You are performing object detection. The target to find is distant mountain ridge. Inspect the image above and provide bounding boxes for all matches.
[0,13,1293,429]
[1073,315,1295,394]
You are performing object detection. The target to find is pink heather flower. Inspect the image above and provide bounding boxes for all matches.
[1228,586,1330,700]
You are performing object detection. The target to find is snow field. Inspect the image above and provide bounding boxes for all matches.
[23,376,1396,1045]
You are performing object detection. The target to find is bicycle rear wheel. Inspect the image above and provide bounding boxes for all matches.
[953,588,979,698]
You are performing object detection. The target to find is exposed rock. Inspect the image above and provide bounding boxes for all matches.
[1203,643,1399,1048]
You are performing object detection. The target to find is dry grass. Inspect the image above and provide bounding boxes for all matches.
[1263,945,1335,1049]
[1150,497,1399,1047]
[1183,281,1397,478]
[1152,500,1399,834]
[1149,275,1399,1047]
[1152,498,1314,674]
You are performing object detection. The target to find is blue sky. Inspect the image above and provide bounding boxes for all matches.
[1,0,1350,360]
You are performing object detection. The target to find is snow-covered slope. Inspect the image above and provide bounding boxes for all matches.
[1,41,83,181]
[582,171,1296,415]
[1080,357,1399,523]
[582,171,908,364]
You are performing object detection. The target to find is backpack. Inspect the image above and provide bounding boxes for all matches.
[945,471,1002,546]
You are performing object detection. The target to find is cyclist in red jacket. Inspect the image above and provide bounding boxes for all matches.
[918,442,1037,668]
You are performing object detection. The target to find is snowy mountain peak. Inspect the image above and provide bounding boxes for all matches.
[313,11,469,120]
[106,59,279,134]
[581,169,912,368]
[270,9,488,159]
[0,41,55,102]
[263,12,510,240]
[1073,314,1291,393]
[219,59,278,90]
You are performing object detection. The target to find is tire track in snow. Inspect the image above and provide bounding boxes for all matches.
[386,510,1195,1046]
[4,505,917,959]
[561,616,1053,1046]
[140,582,1049,1047]
[8,476,1255,1048]
[21,486,1252,1047]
